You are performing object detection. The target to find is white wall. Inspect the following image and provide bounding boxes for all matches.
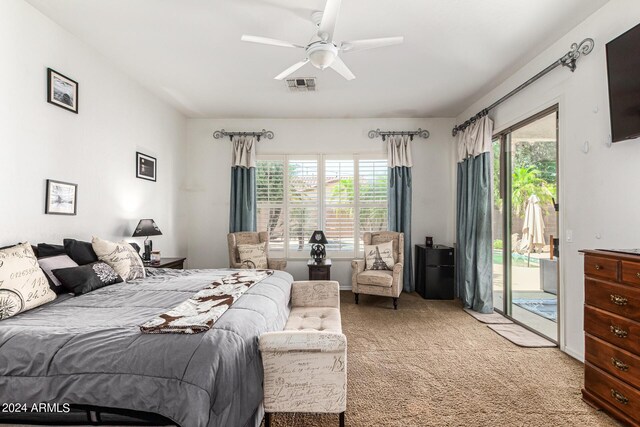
[186,118,455,287]
[0,0,188,257]
[456,0,640,360]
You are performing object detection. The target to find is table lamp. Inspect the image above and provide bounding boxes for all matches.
[132,219,162,261]
[308,230,328,263]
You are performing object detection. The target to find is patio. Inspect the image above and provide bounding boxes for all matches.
[493,252,558,341]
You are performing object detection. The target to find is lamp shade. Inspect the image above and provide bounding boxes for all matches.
[308,230,328,244]
[132,219,163,237]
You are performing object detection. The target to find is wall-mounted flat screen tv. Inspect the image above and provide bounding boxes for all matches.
[606,22,640,142]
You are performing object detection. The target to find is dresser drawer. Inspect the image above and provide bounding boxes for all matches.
[586,334,640,390]
[623,261,640,287]
[585,279,640,322]
[585,363,640,421]
[585,255,619,281]
[584,306,640,355]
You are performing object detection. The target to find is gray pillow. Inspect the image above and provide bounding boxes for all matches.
[38,254,78,292]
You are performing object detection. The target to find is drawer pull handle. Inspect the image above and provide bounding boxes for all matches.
[611,357,630,372]
[637,272,640,279]
[610,325,629,338]
[595,264,602,270]
[610,294,629,306]
[611,389,629,405]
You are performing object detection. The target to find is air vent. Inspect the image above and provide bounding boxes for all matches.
[286,77,316,92]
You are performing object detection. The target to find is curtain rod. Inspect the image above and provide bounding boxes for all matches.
[368,128,430,141]
[451,38,595,137]
[212,129,274,141]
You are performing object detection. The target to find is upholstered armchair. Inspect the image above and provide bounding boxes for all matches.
[227,231,287,271]
[351,231,404,309]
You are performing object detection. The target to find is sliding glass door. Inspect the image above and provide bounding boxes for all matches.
[492,107,559,342]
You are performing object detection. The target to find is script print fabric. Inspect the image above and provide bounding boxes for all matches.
[0,243,56,320]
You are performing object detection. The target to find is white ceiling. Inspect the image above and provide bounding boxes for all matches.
[26,0,609,119]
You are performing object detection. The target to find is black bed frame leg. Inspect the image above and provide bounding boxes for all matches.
[264,412,271,427]
[393,298,398,310]
[354,293,359,304]
[339,411,345,427]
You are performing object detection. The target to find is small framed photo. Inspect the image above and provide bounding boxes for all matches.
[136,152,157,182]
[45,180,78,215]
[47,68,78,113]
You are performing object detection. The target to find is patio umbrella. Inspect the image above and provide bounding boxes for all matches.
[521,194,545,265]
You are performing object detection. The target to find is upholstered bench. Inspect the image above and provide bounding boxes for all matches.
[259,280,347,427]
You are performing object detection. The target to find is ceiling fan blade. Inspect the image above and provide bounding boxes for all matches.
[340,36,404,53]
[329,56,355,80]
[274,59,310,80]
[318,0,341,42]
[241,35,304,49]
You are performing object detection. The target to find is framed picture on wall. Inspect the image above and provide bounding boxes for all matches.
[47,68,78,113]
[45,180,78,215]
[136,152,157,182]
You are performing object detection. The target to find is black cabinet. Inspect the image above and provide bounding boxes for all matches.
[415,245,455,300]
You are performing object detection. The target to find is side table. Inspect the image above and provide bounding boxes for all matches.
[144,257,187,270]
[307,259,332,280]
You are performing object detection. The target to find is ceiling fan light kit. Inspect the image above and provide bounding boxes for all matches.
[241,0,403,81]
[307,42,338,69]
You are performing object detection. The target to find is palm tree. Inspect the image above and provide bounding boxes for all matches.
[512,166,555,218]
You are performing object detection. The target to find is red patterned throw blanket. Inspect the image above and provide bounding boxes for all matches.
[140,270,273,334]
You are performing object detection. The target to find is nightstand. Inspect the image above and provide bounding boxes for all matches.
[144,257,186,269]
[307,259,331,280]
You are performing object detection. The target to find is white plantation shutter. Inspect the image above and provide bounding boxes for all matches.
[288,159,319,256]
[358,159,388,250]
[324,159,355,255]
[256,154,387,259]
[257,158,285,254]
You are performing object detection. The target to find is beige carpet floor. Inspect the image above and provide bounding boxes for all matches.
[266,292,620,427]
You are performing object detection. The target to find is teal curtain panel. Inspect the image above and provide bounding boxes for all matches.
[229,136,257,233]
[455,116,493,313]
[387,135,413,293]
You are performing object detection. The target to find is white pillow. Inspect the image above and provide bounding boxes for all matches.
[91,237,145,281]
[364,241,395,271]
[237,242,268,269]
[0,243,56,320]
[38,254,78,290]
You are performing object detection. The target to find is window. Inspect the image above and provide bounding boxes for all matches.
[325,158,356,255]
[257,154,388,258]
[256,158,285,255]
[287,158,319,256]
[357,159,388,245]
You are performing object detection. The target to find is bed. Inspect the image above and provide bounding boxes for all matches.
[0,268,293,427]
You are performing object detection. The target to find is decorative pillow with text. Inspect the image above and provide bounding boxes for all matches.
[364,241,395,271]
[237,242,268,269]
[92,237,145,281]
[0,243,56,320]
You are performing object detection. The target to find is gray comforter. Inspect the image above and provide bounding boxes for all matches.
[0,268,293,427]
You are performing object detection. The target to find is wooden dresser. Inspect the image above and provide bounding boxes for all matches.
[582,249,640,426]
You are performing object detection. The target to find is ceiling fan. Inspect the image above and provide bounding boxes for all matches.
[241,0,403,81]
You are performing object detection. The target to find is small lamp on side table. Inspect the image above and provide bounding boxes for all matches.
[132,219,162,261]
[308,230,328,263]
